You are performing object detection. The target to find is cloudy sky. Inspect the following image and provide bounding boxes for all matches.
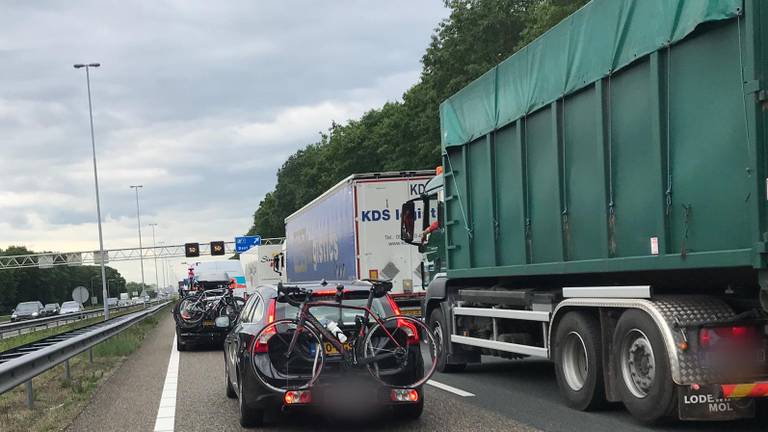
[0,1,448,284]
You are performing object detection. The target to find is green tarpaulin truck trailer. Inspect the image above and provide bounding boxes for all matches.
[400,0,768,423]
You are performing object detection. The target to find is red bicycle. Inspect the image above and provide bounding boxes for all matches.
[250,280,438,393]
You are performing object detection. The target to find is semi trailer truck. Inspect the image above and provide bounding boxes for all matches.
[400,0,768,422]
[285,171,434,315]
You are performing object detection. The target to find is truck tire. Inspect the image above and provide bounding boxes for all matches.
[429,308,466,373]
[553,311,606,411]
[613,309,676,423]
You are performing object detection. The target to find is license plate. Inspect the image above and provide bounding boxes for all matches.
[202,320,214,327]
[678,385,755,421]
[324,341,352,356]
[399,308,421,317]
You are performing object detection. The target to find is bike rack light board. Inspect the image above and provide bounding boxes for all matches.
[0,301,170,395]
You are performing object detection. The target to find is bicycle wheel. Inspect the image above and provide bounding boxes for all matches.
[250,319,325,393]
[175,297,205,327]
[362,315,438,388]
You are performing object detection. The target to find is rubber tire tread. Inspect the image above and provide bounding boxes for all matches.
[612,309,677,424]
[553,311,607,411]
[429,308,466,373]
[238,367,264,428]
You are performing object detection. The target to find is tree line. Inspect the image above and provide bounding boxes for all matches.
[246,0,588,238]
[0,246,128,313]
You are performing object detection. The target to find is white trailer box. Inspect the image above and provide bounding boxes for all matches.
[285,171,434,314]
[239,242,285,290]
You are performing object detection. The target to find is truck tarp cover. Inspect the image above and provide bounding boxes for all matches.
[439,0,742,148]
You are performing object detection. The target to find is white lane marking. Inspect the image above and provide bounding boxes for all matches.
[154,335,180,432]
[427,380,475,397]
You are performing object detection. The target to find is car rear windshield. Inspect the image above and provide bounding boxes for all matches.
[44,304,57,309]
[16,302,39,311]
[279,295,389,325]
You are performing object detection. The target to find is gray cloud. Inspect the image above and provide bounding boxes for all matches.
[0,1,447,280]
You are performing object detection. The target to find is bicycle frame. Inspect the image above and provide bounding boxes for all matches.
[285,294,403,366]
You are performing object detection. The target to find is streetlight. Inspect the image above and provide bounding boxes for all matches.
[148,223,160,291]
[129,185,146,291]
[74,62,109,320]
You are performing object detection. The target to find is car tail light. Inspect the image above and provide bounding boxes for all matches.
[284,390,312,405]
[699,326,757,348]
[390,388,419,402]
[251,299,278,354]
[385,295,418,345]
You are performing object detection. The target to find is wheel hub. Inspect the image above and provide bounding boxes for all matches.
[621,329,656,398]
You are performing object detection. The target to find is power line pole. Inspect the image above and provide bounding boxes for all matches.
[149,223,160,291]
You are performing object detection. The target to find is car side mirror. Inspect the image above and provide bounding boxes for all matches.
[401,201,416,243]
[214,316,231,328]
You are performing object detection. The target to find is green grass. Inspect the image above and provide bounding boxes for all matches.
[0,315,9,323]
[0,305,144,353]
[0,304,171,432]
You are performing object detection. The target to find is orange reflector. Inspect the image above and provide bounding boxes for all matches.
[435,166,444,175]
[369,269,379,280]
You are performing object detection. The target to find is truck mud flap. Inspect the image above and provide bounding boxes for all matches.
[678,385,754,421]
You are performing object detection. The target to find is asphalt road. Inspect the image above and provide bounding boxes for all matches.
[68,313,768,431]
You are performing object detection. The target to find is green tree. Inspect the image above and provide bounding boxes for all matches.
[246,0,588,238]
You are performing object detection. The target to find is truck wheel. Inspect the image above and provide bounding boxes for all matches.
[553,311,606,411]
[429,308,466,373]
[613,309,676,423]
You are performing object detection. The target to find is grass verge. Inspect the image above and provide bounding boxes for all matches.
[0,304,171,432]
[0,306,144,353]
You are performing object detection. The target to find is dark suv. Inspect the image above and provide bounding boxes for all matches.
[222,281,425,427]
[11,301,45,321]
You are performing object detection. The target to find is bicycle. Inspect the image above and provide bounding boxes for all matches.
[249,280,438,393]
[175,286,244,328]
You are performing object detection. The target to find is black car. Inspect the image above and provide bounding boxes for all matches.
[10,301,45,321]
[42,303,60,316]
[174,278,244,351]
[222,281,425,427]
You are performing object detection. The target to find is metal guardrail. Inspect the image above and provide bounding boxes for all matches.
[0,301,165,337]
[0,301,170,405]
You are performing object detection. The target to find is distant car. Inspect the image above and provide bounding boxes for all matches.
[117,299,131,307]
[107,297,118,307]
[43,303,60,316]
[60,301,84,314]
[10,301,45,322]
[132,297,145,305]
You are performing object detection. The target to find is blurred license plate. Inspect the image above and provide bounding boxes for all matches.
[399,308,421,317]
[324,341,352,356]
[202,320,214,327]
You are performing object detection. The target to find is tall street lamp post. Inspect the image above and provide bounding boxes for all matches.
[130,185,146,290]
[74,62,109,320]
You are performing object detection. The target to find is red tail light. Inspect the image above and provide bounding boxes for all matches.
[284,390,312,404]
[251,299,278,354]
[385,295,418,345]
[699,326,757,348]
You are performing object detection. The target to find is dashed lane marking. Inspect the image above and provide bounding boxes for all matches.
[154,335,180,432]
[427,379,476,397]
